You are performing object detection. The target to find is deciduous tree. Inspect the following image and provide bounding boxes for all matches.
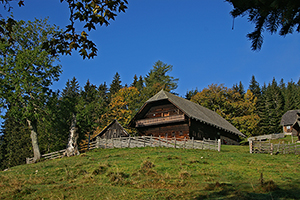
[0,0,128,59]
[0,18,61,162]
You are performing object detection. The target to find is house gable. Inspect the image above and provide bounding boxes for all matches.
[94,119,128,139]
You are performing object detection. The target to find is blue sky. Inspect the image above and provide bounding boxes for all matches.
[2,0,300,97]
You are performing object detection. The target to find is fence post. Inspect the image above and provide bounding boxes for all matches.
[143,136,146,147]
[159,135,161,147]
[96,137,100,148]
[192,137,194,149]
[105,137,107,149]
[218,139,221,152]
[166,133,168,146]
[128,135,131,148]
[249,140,253,154]
[112,138,114,148]
[120,136,122,148]
[208,138,210,150]
[270,143,273,155]
[150,135,153,147]
[174,136,176,148]
[184,137,186,149]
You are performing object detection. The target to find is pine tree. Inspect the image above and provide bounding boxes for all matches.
[109,72,123,97]
[249,75,261,98]
[185,88,199,100]
[233,81,245,96]
[264,79,285,134]
[61,77,81,156]
[131,75,144,91]
[144,60,178,92]
[0,111,32,169]
[284,81,297,112]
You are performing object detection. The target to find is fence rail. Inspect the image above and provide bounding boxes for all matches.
[249,140,300,155]
[26,149,66,164]
[94,136,221,151]
[248,133,285,141]
[27,136,221,164]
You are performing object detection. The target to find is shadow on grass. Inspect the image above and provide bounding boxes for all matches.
[195,182,300,200]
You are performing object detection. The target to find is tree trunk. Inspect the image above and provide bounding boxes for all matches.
[64,113,80,157]
[26,119,41,162]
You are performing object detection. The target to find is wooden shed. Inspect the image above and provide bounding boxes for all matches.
[280,110,300,136]
[94,119,129,140]
[128,90,245,145]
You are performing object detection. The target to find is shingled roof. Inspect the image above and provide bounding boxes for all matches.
[280,110,300,126]
[135,90,245,138]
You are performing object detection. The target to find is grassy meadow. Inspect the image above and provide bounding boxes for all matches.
[0,138,299,199]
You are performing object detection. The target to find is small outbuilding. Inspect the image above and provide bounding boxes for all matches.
[94,119,129,139]
[281,110,300,141]
[128,90,245,145]
[280,110,300,136]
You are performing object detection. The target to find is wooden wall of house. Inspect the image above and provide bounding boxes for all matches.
[137,122,189,139]
[190,119,240,144]
[283,125,298,136]
[143,102,184,119]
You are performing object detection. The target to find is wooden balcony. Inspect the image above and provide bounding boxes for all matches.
[135,115,185,127]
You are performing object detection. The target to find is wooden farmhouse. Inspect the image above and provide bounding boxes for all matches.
[94,119,129,140]
[281,110,300,139]
[128,90,245,145]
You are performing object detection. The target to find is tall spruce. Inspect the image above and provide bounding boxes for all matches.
[264,78,285,134]
[77,80,105,147]
[109,72,122,97]
[249,75,261,98]
[0,110,32,169]
[233,81,245,96]
[61,77,81,156]
[131,74,144,91]
[185,88,199,100]
[284,81,298,112]
[143,60,179,100]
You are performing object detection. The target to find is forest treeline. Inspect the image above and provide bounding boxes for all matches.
[1,60,299,169]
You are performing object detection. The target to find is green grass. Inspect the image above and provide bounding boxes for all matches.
[0,145,299,199]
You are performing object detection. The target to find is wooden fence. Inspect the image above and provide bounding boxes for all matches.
[27,137,221,164]
[248,133,285,141]
[249,140,300,155]
[92,136,221,151]
[26,149,66,164]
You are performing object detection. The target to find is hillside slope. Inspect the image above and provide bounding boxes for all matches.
[0,145,299,199]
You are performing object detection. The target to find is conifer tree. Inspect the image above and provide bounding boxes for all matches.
[185,88,199,100]
[284,81,298,112]
[109,72,122,97]
[226,0,300,51]
[61,77,81,156]
[131,74,144,91]
[0,110,32,169]
[249,75,261,98]
[264,79,285,134]
[233,81,245,96]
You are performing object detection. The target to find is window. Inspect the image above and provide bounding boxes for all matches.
[163,112,169,117]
